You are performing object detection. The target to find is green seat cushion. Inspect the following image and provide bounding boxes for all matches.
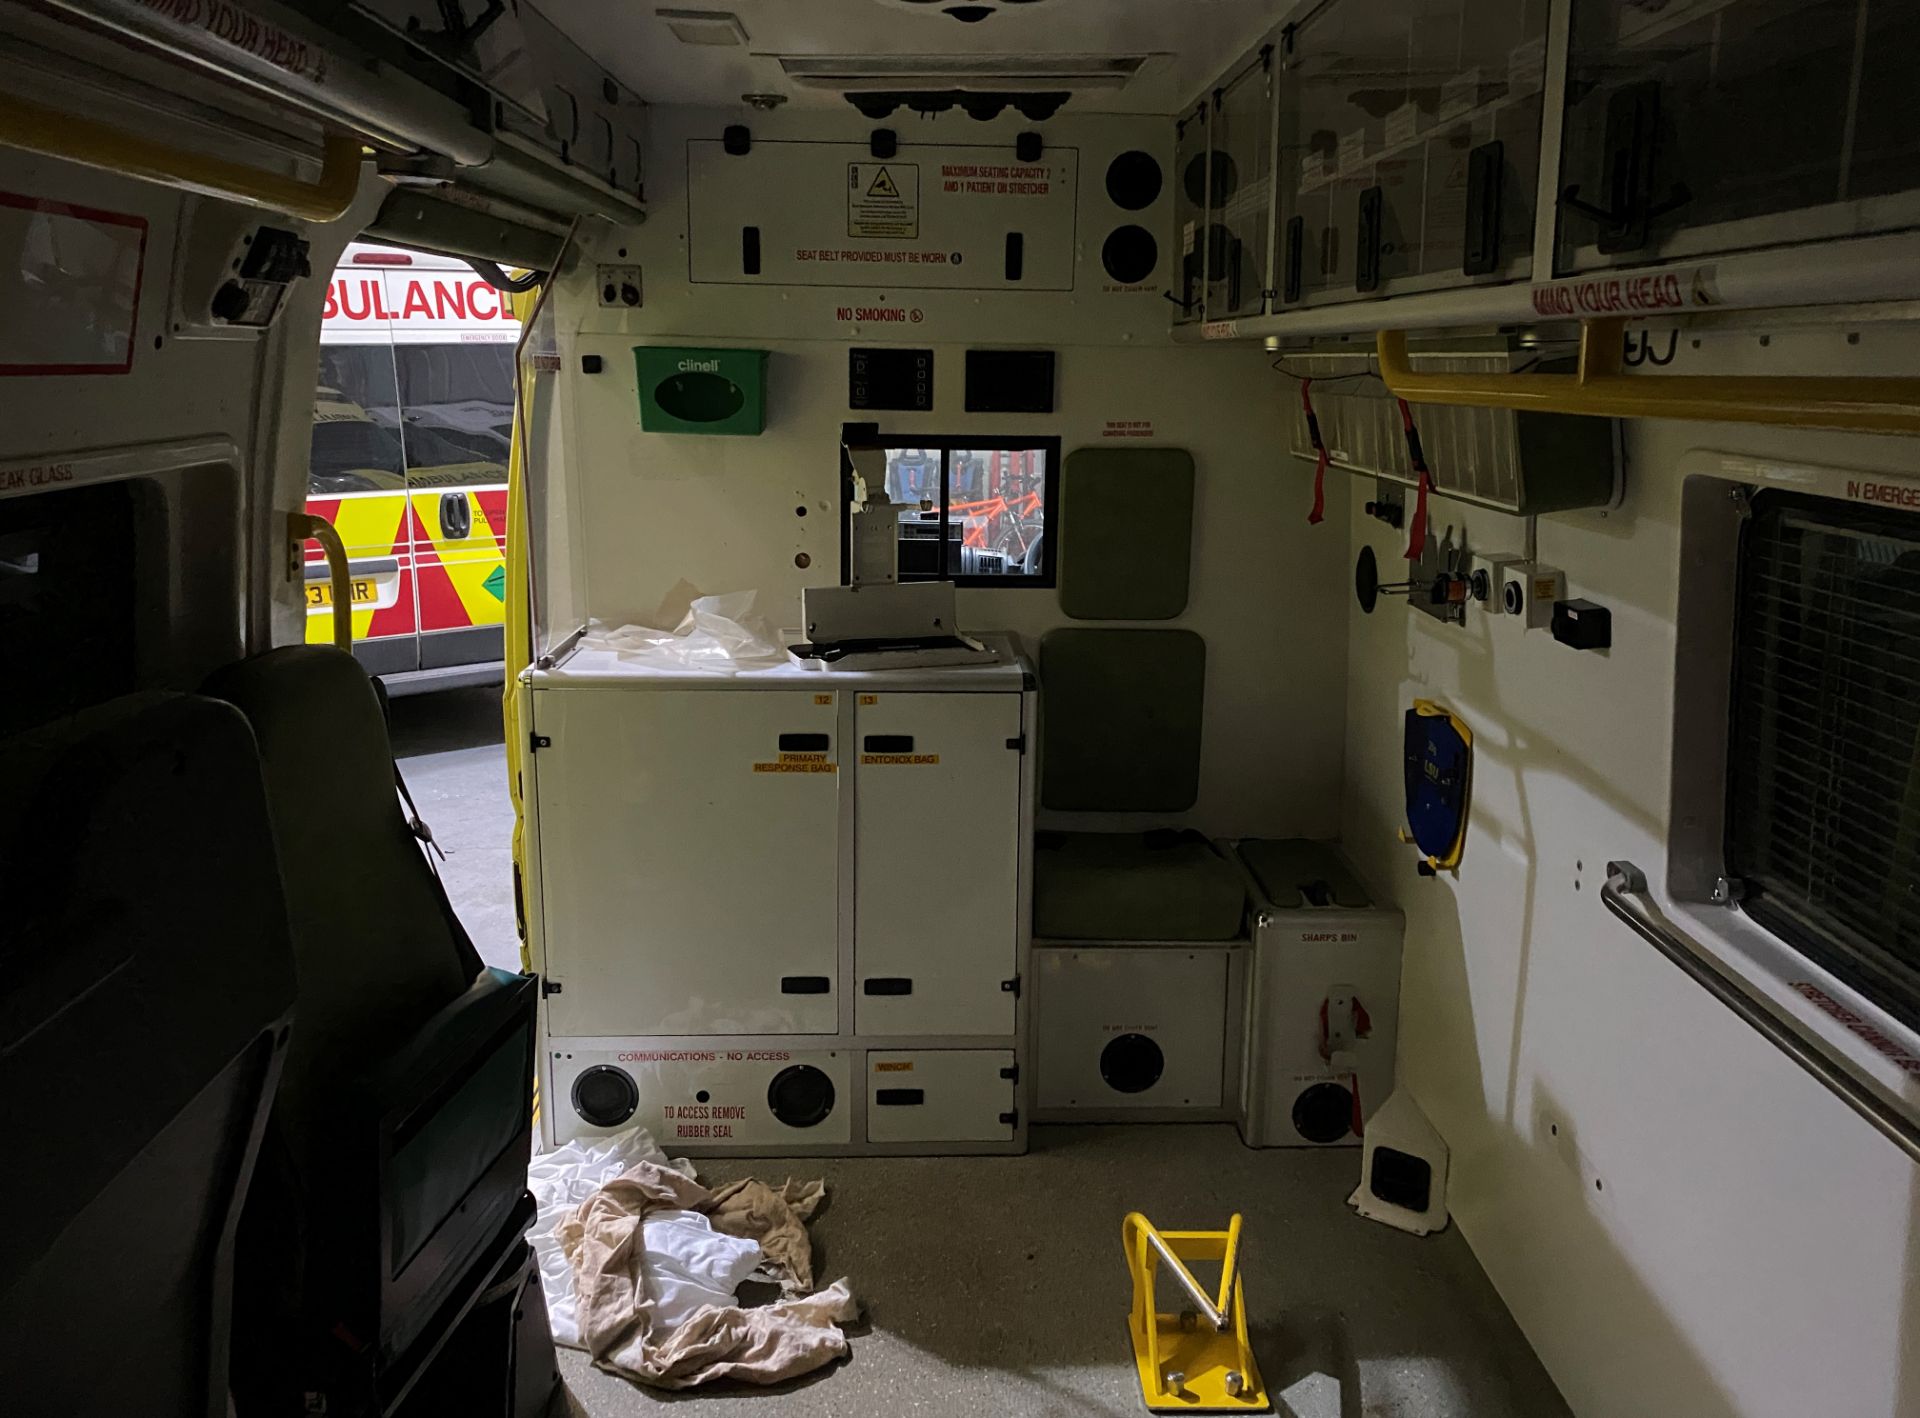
[1059,447,1195,620]
[1237,838,1371,909]
[1040,627,1204,812]
[1033,831,1247,941]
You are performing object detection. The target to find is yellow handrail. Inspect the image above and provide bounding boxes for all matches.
[289,512,351,652]
[0,94,362,223]
[1378,320,1920,435]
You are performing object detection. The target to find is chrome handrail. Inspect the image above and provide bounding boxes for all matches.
[1602,862,1920,1166]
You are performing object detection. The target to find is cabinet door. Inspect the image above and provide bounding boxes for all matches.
[867,1050,1016,1144]
[533,687,840,1036]
[854,692,1022,1036]
[1557,0,1920,271]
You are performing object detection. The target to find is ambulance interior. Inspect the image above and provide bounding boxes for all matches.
[4,1,1920,1416]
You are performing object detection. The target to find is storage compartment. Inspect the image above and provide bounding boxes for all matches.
[1235,840,1404,1148]
[1033,946,1241,1115]
[854,692,1023,1036]
[866,1050,1017,1144]
[1279,347,1617,516]
[1277,0,1549,304]
[531,685,842,1037]
[1206,54,1276,319]
[1557,0,1920,271]
[548,1046,854,1149]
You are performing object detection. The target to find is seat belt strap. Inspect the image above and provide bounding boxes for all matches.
[393,762,485,978]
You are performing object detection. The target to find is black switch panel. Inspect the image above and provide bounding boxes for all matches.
[849,347,933,411]
[965,348,1055,413]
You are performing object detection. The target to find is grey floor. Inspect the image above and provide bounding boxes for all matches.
[394,689,1570,1418]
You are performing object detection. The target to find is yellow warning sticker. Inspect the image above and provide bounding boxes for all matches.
[860,753,940,766]
[848,162,919,239]
[753,761,838,774]
[873,1060,914,1073]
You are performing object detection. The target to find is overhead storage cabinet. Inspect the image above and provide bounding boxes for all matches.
[1557,0,1920,271]
[1206,53,1278,320]
[1270,0,1550,309]
[1173,0,1920,335]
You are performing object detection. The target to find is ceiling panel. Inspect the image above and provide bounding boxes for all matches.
[531,0,1288,115]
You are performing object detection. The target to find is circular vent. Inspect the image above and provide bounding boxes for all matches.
[1105,150,1163,210]
[1099,1033,1165,1095]
[572,1065,639,1129]
[1292,1081,1355,1145]
[1101,226,1159,285]
[880,0,1052,16]
[767,1065,837,1129]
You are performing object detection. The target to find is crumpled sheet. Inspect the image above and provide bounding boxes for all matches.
[562,1161,860,1389]
[579,589,790,672]
[528,1125,697,1348]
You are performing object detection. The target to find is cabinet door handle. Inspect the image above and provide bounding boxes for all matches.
[863,735,914,752]
[875,1088,925,1106]
[779,733,830,752]
[863,977,913,995]
[781,976,831,994]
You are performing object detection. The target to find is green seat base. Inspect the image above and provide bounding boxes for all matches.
[1033,831,1248,942]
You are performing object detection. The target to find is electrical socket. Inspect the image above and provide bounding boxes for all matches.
[1501,561,1565,629]
[597,264,643,309]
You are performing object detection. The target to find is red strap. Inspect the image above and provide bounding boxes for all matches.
[1301,379,1328,526]
[1398,399,1431,561]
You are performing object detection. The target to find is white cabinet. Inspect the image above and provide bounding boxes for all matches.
[854,692,1023,1036]
[532,686,842,1037]
[526,640,1035,1154]
[866,1050,1017,1144]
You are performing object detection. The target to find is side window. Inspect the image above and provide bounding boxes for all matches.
[309,344,404,495]
[392,342,516,488]
[867,437,1059,587]
[1727,490,1920,1027]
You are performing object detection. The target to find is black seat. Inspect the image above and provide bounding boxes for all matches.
[206,647,551,1418]
[0,694,297,1418]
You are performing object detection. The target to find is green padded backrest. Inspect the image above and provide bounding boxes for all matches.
[1059,447,1195,620]
[1237,838,1371,909]
[1040,627,1205,811]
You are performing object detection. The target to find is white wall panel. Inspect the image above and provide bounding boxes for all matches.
[1341,324,1920,1418]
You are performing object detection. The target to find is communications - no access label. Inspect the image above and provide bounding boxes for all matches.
[848,163,919,239]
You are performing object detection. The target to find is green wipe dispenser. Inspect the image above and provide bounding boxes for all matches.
[633,347,768,435]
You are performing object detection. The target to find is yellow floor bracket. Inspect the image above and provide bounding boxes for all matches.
[1122,1212,1269,1412]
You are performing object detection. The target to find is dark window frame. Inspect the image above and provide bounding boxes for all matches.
[839,432,1061,589]
[1725,487,1920,1031]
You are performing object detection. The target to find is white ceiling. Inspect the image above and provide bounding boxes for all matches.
[533,0,1289,115]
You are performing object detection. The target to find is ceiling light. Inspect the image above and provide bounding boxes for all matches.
[657,8,749,46]
[778,53,1151,94]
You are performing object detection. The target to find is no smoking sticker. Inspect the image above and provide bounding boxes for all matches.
[849,163,919,239]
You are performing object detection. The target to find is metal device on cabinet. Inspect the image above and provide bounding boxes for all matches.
[797,443,995,670]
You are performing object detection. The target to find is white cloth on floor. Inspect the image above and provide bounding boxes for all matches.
[640,1208,765,1330]
[528,1126,697,1348]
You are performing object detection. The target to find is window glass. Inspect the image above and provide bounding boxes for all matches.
[948,446,1047,579]
[309,344,404,495]
[1728,491,1920,1028]
[394,343,516,488]
[863,438,1057,586]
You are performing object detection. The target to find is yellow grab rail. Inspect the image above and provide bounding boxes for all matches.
[290,512,351,652]
[1378,319,1920,435]
[0,95,362,223]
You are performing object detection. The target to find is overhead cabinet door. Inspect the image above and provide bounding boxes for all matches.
[855,692,1023,1036]
[533,687,841,1036]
